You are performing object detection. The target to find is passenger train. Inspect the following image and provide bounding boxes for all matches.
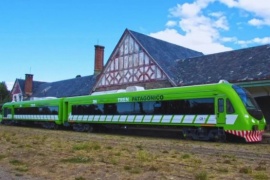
[0,80,266,142]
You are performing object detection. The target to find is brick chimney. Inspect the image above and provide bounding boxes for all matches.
[94,45,105,75]
[25,74,33,96]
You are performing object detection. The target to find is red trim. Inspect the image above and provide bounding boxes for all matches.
[225,130,264,142]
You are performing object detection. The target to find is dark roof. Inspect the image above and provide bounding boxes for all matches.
[128,29,204,85]
[32,75,97,98]
[173,44,270,86]
[17,79,45,94]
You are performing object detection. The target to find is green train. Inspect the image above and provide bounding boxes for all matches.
[0,81,267,142]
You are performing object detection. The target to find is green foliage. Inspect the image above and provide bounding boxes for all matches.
[10,159,24,166]
[124,165,131,171]
[181,153,191,159]
[72,142,101,151]
[136,150,153,162]
[0,154,6,161]
[15,165,29,172]
[0,82,11,104]
[253,172,269,180]
[239,166,252,174]
[217,167,229,173]
[9,159,29,172]
[195,171,208,180]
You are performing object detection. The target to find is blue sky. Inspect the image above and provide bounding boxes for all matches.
[1,0,270,90]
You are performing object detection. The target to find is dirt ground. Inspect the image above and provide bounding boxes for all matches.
[0,126,269,180]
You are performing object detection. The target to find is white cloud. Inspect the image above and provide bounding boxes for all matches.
[150,28,232,54]
[253,37,270,44]
[6,82,14,91]
[218,0,238,7]
[248,18,265,26]
[220,0,270,26]
[221,37,237,43]
[209,12,224,18]
[150,0,232,54]
[236,37,270,47]
[213,16,229,30]
[149,0,270,55]
[166,20,177,27]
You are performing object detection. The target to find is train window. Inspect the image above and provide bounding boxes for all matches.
[104,103,117,115]
[15,106,58,115]
[134,102,145,114]
[157,99,214,115]
[188,98,215,114]
[218,99,224,113]
[72,104,103,115]
[166,100,191,114]
[153,101,162,114]
[4,108,11,117]
[142,101,156,114]
[93,104,103,114]
[72,98,214,116]
[117,102,133,115]
[226,99,235,114]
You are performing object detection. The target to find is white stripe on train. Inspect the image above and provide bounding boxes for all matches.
[6,113,238,125]
[67,114,238,125]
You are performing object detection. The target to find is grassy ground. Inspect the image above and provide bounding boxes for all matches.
[0,126,269,180]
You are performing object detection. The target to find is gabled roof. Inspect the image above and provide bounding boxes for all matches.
[15,79,45,94]
[94,29,204,90]
[32,75,97,98]
[173,44,270,86]
[128,29,204,85]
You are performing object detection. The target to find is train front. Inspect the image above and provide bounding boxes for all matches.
[225,85,266,142]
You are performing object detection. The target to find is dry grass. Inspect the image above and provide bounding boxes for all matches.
[0,126,269,180]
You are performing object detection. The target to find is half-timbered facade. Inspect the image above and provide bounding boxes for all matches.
[93,29,203,91]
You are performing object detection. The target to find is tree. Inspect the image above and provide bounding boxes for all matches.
[0,82,11,104]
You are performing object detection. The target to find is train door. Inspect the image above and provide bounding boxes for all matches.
[63,101,69,122]
[216,97,226,124]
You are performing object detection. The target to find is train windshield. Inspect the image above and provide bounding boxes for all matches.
[232,85,263,120]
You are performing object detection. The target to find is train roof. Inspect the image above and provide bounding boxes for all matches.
[65,80,233,100]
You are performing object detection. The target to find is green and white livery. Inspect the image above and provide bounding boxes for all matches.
[1,81,266,142]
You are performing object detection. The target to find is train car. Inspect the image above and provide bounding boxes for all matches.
[1,81,267,142]
[1,98,63,129]
[64,81,266,142]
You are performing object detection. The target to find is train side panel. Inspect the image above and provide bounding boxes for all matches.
[64,83,266,142]
[1,98,64,126]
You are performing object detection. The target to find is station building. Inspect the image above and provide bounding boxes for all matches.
[10,29,270,124]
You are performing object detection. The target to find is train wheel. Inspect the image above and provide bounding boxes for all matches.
[208,129,226,142]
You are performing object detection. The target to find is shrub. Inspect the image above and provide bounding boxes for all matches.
[195,171,208,180]
[239,166,252,174]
